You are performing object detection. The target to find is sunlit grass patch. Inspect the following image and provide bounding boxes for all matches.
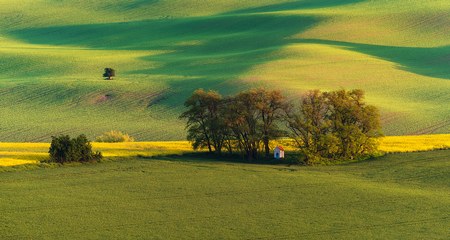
[242,42,450,135]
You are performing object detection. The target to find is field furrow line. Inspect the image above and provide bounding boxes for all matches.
[251,216,450,240]
[409,119,450,135]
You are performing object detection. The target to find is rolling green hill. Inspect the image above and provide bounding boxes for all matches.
[1,150,449,239]
[0,0,449,141]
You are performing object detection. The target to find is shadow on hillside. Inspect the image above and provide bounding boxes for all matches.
[8,0,448,118]
[228,0,366,14]
[8,13,320,109]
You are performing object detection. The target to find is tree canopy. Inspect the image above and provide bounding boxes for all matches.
[103,68,116,80]
[286,89,382,164]
[181,88,288,161]
[179,89,226,155]
[49,134,102,164]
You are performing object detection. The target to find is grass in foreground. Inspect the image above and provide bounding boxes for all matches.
[0,149,449,239]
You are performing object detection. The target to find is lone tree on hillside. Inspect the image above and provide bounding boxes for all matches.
[103,68,116,80]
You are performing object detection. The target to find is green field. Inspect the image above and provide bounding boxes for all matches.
[0,0,449,141]
[1,1,449,238]
[1,150,449,239]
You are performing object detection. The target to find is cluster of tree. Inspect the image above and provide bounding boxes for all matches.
[180,88,382,164]
[180,88,287,161]
[49,135,102,164]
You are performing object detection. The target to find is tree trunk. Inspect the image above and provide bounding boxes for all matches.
[215,143,222,156]
[263,135,270,158]
[207,142,212,153]
[205,134,212,153]
[252,148,258,161]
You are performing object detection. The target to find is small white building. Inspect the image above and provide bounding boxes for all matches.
[274,146,285,159]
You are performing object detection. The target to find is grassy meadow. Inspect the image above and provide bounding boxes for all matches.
[1,149,449,239]
[0,0,448,141]
[1,1,449,239]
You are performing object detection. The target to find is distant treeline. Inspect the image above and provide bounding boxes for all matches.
[180,88,382,164]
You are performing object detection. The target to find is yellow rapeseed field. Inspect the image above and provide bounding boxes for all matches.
[0,135,449,167]
[0,158,39,166]
[379,134,450,153]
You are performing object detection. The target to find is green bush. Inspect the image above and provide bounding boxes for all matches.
[95,130,135,142]
[49,135,102,164]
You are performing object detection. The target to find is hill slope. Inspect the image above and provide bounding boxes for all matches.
[0,0,449,141]
[1,150,449,238]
